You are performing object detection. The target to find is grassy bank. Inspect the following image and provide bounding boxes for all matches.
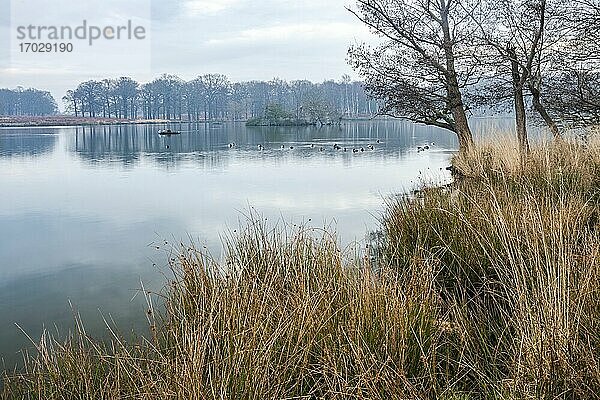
[3,137,600,399]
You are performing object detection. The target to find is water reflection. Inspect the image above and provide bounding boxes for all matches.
[0,128,59,157]
[65,121,461,168]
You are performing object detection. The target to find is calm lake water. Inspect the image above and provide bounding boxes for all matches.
[0,119,511,368]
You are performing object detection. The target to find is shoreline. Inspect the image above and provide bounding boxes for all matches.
[0,117,215,128]
[0,116,399,128]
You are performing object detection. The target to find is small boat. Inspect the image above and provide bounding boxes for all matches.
[158,129,181,135]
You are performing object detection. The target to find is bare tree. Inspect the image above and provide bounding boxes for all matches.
[62,90,79,117]
[536,0,600,128]
[474,0,600,148]
[114,77,139,119]
[75,80,105,117]
[474,0,556,153]
[1,88,57,116]
[348,0,484,152]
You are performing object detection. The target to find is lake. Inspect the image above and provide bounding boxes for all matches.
[0,119,511,368]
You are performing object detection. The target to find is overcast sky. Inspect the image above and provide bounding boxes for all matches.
[0,0,372,104]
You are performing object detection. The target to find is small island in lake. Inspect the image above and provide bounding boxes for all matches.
[245,117,316,126]
[246,102,342,126]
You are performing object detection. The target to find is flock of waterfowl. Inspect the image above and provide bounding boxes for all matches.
[159,129,435,153]
[227,139,435,154]
[166,138,435,154]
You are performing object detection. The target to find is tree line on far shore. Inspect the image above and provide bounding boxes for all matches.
[60,75,380,123]
[0,88,57,116]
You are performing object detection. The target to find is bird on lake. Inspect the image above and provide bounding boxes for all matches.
[360,147,365,152]
[319,147,324,151]
[424,145,430,150]
[417,146,423,152]
[333,144,341,150]
[228,142,235,148]
[353,148,359,153]
[281,144,285,149]
[258,144,264,150]
[367,144,374,150]
[310,143,315,148]
[289,146,294,149]
[343,148,347,152]
[376,139,381,143]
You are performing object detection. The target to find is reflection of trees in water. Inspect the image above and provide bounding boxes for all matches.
[66,121,464,168]
[71,126,142,166]
[247,120,459,149]
[0,129,58,157]
[69,124,231,168]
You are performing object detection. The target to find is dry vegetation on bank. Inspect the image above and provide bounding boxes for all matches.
[3,136,600,399]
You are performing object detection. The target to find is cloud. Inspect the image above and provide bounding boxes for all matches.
[0,67,75,76]
[205,22,365,46]
[183,0,241,16]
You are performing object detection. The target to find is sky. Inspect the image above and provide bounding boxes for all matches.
[0,0,373,105]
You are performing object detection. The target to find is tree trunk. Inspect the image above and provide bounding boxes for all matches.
[441,2,473,153]
[449,83,473,152]
[513,85,529,155]
[509,47,530,156]
[529,83,561,139]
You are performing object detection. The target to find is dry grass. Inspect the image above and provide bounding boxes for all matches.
[3,136,600,399]
[384,135,600,398]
